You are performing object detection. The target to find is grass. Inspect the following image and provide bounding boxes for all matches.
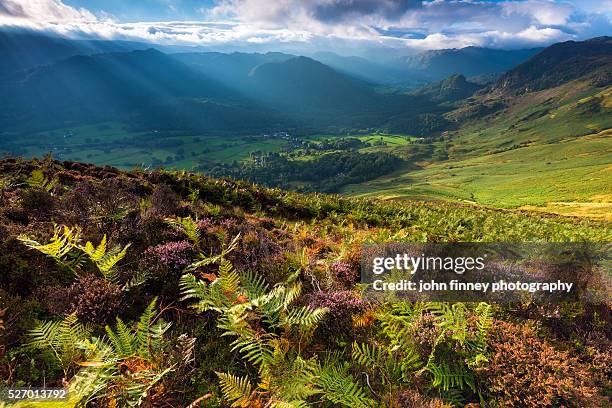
[7,122,290,169]
[306,133,417,145]
[344,132,611,211]
[343,83,612,219]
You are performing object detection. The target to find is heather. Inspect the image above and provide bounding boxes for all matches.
[0,157,610,407]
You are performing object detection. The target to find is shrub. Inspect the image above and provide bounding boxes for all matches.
[330,260,358,287]
[396,388,450,408]
[45,275,123,324]
[478,320,602,407]
[306,290,366,336]
[143,240,193,275]
[19,189,56,219]
[149,184,179,217]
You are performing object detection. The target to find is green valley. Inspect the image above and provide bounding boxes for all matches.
[344,85,612,219]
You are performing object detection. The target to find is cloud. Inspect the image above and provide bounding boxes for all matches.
[0,0,609,50]
[207,0,611,48]
[0,0,96,22]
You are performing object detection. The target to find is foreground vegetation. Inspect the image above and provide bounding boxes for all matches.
[0,157,610,407]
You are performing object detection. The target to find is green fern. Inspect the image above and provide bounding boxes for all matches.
[78,235,131,283]
[185,233,241,271]
[240,269,269,299]
[166,216,201,247]
[216,372,256,408]
[427,361,475,392]
[316,361,373,408]
[181,258,334,407]
[19,226,134,286]
[282,306,328,328]
[475,302,493,345]
[26,169,57,192]
[28,313,92,375]
[18,225,81,270]
[104,298,171,359]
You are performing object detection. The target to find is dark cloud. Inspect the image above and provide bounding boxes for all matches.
[0,1,26,17]
[311,0,422,22]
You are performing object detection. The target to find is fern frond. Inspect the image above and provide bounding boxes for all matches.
[316,362,373,408]
[28,313,92,371]
[122,270,151,291]
[106,318,135,357]
[270,401,310,408]
[475,302,493,344]
[27,169,57,192]
[166,216,201,246]
[28,320,61,351]
[18,225,80,267]
[135,298,157,353]
[216,372,255,408]
[186,233,241,271]
[82,235,107,262]
[283,306,328,328]
[228,332,276,370]
[240,270,268,299]
[427,362,475,392]
[93,243,131,283]
[218,260,240,296]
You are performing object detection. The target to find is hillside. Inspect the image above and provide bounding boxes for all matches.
[492,36,611,95]
[248,56,383,113]
[0,157,610,407]
[344,37,612,219]
[402,46,543,81]
[172,51,295,88]
[0,48,289,133]
[410,74,482,102]
[0,30,149,77]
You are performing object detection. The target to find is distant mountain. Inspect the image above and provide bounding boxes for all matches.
[0,30,149,77]
[309,51,412,85]
[402,46,543,81]
[491,36,612,95]
[410,74,482,102]
[248,56,382,115]
[1,48,286,132]
[172,51,295,88]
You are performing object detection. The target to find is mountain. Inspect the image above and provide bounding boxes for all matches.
[349,37,611,217]
[172,51,295,88]
[0,30,149,78]
[410,74,482,102]
[308,48,540,88]
[248,56,381,114]
[309,51,412,85]
[491,36,612,95]
[402,46,543,81]
[0,48,286,133]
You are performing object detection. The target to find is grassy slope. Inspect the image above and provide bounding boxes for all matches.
[343,82,612,219]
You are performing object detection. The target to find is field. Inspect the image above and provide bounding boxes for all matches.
[2,122,291,169]
[344,131,612,218]
[343,84,612,219]
[305,133,417,146]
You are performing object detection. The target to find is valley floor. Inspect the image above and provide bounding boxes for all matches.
[343,129,612,220]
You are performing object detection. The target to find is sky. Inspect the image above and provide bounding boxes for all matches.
[0,0,610,51]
